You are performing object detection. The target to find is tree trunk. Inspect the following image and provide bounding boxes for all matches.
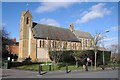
[75,58,78,68]
[76,61,78,68]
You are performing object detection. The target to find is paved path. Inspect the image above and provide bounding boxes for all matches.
[2,69,119,78]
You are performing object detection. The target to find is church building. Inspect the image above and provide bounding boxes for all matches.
[18,10,94,62]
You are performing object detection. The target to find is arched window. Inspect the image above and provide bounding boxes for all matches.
[26,17,29,24]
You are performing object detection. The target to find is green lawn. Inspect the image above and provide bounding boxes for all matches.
[16,62,119,71]
[17,63,85,71]
[17,64,95,71]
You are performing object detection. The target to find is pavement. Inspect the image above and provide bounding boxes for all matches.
[1,67,119,78]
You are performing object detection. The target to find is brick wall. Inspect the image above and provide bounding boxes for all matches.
[9,45,19,55]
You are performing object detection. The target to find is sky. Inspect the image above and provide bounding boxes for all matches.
[2,2,119,48]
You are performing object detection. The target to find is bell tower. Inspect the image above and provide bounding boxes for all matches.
[18,10,32,61]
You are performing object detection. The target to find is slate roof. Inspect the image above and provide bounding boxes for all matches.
[32,23,79,42]
[74,30,93,39]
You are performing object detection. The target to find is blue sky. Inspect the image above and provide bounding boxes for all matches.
[2,2,118,47]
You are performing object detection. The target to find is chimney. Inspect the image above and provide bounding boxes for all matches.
[69,23,74,32]
[12,38,16,43]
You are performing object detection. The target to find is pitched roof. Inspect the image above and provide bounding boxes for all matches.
[74,30,93,39]
[32,23,79,42]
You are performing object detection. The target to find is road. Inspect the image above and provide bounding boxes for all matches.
[2,69,119,78]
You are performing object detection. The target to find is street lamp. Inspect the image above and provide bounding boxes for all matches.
[105,30,109,33]
[102,30,109,66]
[46,37,48,65]
[94,30,109,70]
[102,44,105,66]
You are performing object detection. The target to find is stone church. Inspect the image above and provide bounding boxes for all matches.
[18,10,94,62]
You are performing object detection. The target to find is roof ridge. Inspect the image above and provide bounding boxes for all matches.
[37,23,70,31]
[75,30,90,34]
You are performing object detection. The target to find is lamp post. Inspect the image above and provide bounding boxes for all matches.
[94,30,109,70]
[101,43,105,66]
[103,50,105,65]
[46,37,48,65]
[102,30,109,66]
[94,47,97,70]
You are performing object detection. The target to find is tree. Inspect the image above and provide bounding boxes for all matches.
[1,27,15,60]
[1,27,11,60]
[49,40,65,69]
[109,44,118,62]
[71,50,81,68]
[110,44,118,56]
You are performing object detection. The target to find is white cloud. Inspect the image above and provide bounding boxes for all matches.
[110,26,118,31]
[0,22,6,27]
[103,37,117,42]
[75,26,80,30]
[35,1,81,13]
[110,26,120,31]
[76,3,111,24]
[103,37,118,48]
[110,6,115,10]
[39,0,87,2]
[0,22,7,30]
[39,18,60,27]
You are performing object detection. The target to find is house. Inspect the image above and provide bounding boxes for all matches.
[6,38,19,56]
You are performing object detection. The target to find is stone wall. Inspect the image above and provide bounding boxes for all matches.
[30,35,37,62]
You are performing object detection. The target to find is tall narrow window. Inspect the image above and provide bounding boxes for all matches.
[75,43,76,49]
[90,40,93,47]
[70,42,72,49]
[85,40,87,47]
[80,41,82,47]
[65,42,67,48]
[26,17,29,24]
[43,40,45,48]
[52,41,54,48]
[40,40,42,48]
[55,41,57,48]
[48,40,51,49]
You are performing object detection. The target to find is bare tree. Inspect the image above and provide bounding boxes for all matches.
[109,44,118,61]
[71,50,81,68]
[49,40,65,69]
[1,27,13,60]
[111,44,118,54]
[55,40,63,64]
[109,44,118,69]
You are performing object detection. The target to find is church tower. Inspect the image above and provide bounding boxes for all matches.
[18,10,33,61]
